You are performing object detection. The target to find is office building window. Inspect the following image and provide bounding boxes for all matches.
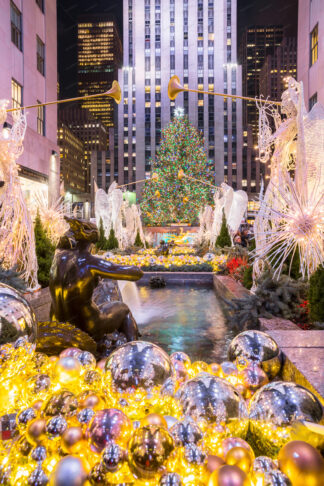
[36,0,44,12]
[37,36,45,75]
[309,93,317,110]
[10,2,22,51]
[11,79,22,109]
[37,102,45,136]
[310,24,318,65]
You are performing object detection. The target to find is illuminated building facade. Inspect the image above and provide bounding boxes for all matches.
[298,0,324,107]
[57,123,86,195]
[0,0,60,206]
[118,0,243,196]
[59,108,108,194]
[77,15,122,129]
[240,26,284,195]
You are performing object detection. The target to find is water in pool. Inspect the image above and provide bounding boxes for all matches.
[120,282,234,363]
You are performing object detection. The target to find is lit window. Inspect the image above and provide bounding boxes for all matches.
[11,78,22,109]
[310,24,318,65]
[10,2,22,51]
[37,36,45,75]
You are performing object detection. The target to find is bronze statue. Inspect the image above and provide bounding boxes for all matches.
[49,218,143,341]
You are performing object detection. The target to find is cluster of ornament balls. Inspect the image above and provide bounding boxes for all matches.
[0,336,323,486]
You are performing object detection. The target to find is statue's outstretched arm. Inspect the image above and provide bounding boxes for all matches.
[89,255,143,281]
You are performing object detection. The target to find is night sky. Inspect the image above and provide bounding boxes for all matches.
[57,0,298,99]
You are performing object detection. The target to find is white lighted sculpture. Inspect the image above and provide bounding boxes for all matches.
[201,184,248,248]
[0,101,38,288]
[254,78,324,279]
[95,182,146,249]
[32,192,69,245]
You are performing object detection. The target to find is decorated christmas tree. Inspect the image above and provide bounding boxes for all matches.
[141,115,214,225]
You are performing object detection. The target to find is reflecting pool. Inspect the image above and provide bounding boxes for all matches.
[120,282,234,363]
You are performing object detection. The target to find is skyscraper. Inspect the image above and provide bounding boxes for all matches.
[298,0,324,108]
[0,0,60,206]
[117,0,243,196]
[77,15,122,129]
[240,26,284,195]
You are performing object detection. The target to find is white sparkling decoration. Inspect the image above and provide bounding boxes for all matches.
[254,78,324,280]
[0,101,38,289]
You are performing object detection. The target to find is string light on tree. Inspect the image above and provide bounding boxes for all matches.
[141,116,214,225]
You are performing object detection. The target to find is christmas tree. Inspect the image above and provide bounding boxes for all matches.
[134,230,144,247]
[215,210,232,248]
[34,210,55,287]
[141,115,214,225]
[96,217,109,251]
[106,228,119,250]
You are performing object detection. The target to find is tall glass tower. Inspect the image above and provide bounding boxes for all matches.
[118,0,243,196]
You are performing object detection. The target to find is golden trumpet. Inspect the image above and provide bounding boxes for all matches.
[6,80,122,113]
[168,75,281,106]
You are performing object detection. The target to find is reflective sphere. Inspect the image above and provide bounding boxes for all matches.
[170,419,203,446]
[262,470,292,486]
[17,408,37,429]
[86,409,132,452]
[42,391,78,417]
[175,373,248,434]
[184,443,207,465]
[60,347,82,359]
[31,445,47,463]
[160,473,182,486]
[28,467,48,486]
[46,416,67,437]
[228,330,281,379]
[220,438,254,461]
[55,357,82,384]
[225,447,253,474]
[61,427,84,454]
[101,442,125,472]
[128,425,174,479]
[26,419,47,446]
[28,374,51,395]
[105,341,173,392]
[253,456,278,474]
[170,351,191,367]
[207,455,225,473]
[141,413,168,428]
[278,440,324,486]
[49,456,88,486]
[77,408,95,425]
[0,283,37,347]
[208,465,247,486]
[238,362,268,397]
[249,382,324,456]
[77,351,96,369]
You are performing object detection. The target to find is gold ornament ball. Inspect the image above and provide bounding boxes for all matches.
[183,196,189,204]
[32,400,44,411]
[278,440,324,486]
[191,361,209,374]
[96,359,106,372]
[141,413,168,428]
[225,447,253,474]
[208,465,248,486]
[152,172,159,182]
[207,454,225,473]
[155,190,161,198]
[61,427,84,454]
[220,437,254,461]
[178,169,185,180]
[208,363,221,375]
[26,419,47,446]
[55,357,82,384]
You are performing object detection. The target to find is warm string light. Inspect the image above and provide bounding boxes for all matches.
[141,116,215,225]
